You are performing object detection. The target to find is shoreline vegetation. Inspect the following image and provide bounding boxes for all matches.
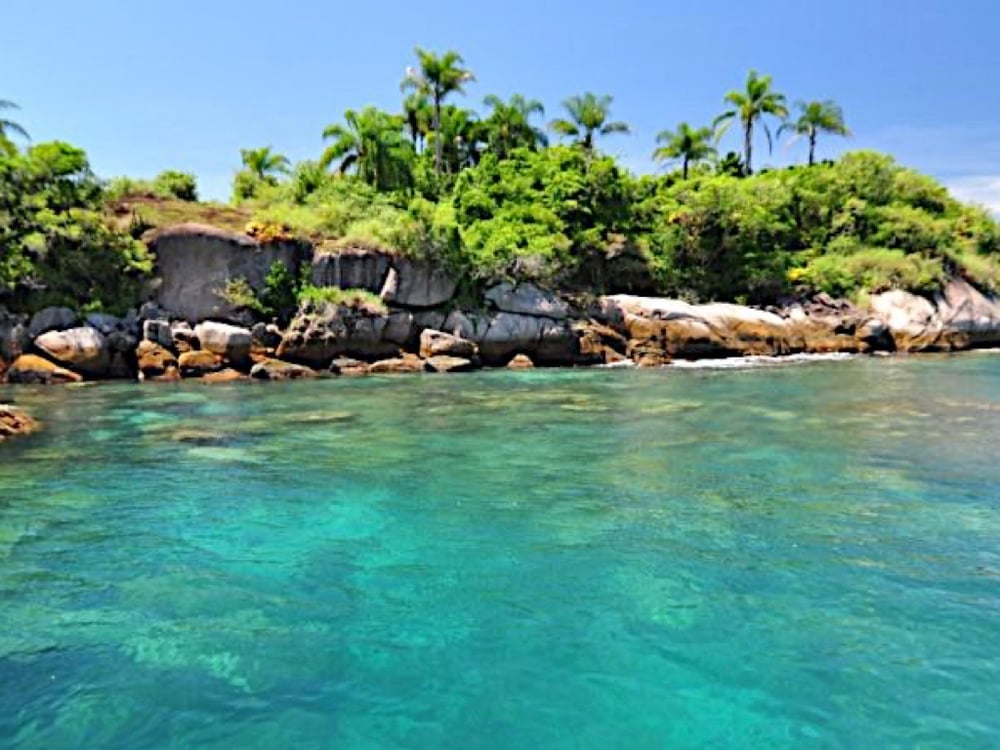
[2,48,1000,437]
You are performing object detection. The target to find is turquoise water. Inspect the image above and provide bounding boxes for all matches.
[2,355,999,749]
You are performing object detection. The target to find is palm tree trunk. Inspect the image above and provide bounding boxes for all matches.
[808,131,816,166]
[434,96,443,176]
[744,120,753,175]
[683,157,689,180]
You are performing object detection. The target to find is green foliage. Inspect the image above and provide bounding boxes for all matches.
[152,170,198,201]
[297,284,387,313]
[549,93,629,152]
[0,142,151,314]
[219,276,265,314]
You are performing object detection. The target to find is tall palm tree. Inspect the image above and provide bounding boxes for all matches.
[0,100,29,147]
[653,123,717,179]
[401,48,475,176]
[321,107,414,190]
[714,70,788,174]
[403,92,432,153]
[482,94,547,159]
[428,106,486,174]
[549,93,630,152]
[778,100,850,166]
[240,147,290,181]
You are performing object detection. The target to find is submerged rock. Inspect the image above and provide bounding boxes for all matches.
[329,356,369,376]
[424,355,478,373]
[5,354,83,384]
[506,353,535,369]
[201,368,249,384]
[0,405,38,441]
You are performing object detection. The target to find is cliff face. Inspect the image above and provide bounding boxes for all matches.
[148,224,311,323]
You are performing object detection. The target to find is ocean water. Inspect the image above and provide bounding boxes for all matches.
[1,354,999,749]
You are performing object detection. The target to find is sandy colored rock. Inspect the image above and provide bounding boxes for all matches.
[249,358,318,380]
[178,349,223,377]
[419,329,478,359]
[0,405,38,441]
[424,355,477,373]
[368,353,424,374]
[506,354,535,369]
[201,368,249,384]
[5,354,83,384]
[136,340,179,381]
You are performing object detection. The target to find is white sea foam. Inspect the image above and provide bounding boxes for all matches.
[667,352,856,370]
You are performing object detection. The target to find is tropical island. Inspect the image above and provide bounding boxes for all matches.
[1,48,999,407]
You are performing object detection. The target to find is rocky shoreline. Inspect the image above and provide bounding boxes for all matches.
[2,223,999,392]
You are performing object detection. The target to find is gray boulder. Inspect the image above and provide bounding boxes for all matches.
[34,327,110,377]
[419,329,478,359]
[0,310,29,363]
[143,319,174,349]
[27,307,77,339]
[310,245,393,292]
[276,303,397,366]
[84,313,122,335]
[380,259,457,308]
[484,283,570,319]
[194,321,252,365]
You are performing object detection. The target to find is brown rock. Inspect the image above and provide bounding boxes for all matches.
[575,321,628,365]
[424,355,477,373]
[419,329,478,359]
[178,350,223,378]
[329,357,369,377]
[5,354,83,384]
[136,340,179,382]
[368,353,424,374]
[249,358,318,381]
[0,405,38,441]
[506,354,535,369]
[201,368,249,384]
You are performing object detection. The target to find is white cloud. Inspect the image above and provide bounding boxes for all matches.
[945,176,1000,215]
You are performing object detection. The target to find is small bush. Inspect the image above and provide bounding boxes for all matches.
[218,277,265,314]
[297,284,387,313]
[152,170,198,201]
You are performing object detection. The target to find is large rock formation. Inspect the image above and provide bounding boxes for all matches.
[276,302,398,365]
[310,244,457,309]
[149,223,309,322]
[484,283,570,319]
[27,307,77,339]
[870,279,1000,351]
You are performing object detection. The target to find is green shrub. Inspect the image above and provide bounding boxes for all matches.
[152,170,198,201]
[297,284,387,313]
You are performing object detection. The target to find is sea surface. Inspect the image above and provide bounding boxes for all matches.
[1,354,999,749]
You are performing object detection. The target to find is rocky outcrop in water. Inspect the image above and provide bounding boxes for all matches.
[0,404,37,442]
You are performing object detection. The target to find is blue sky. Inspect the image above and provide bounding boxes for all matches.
[3,0,999,210]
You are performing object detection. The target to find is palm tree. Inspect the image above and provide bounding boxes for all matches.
[779,100,850,166]
[714,70,788,174]
[482,94,547,159]
[403,92,432,153]
[240,147,290,181]
[0,100,29,148]
[427,106,486,174]
[321,107,414,190]
[549,93,630,152]
[401,48,475,176]
[653,123,717,179]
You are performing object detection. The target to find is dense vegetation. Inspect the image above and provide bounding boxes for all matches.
[2,50,999,315]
